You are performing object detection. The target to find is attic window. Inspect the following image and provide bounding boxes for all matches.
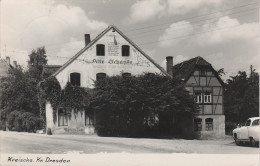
[70,72,81,86]
[200,69,206,76]
[122,45,130,57]
[96,44,105,56]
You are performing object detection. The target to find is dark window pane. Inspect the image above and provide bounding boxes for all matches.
[96,73,106,81]
[85,111,94,125]
[122,73,131,77]
[194,118,202,131]
[58,109,68,126]
[70,73,81,86]
[96,44,105,56]
[205,118,213,131]
[122,45,130,56]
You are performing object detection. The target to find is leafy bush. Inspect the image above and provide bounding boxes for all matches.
[91,73,198,138]
[7,110,42,132]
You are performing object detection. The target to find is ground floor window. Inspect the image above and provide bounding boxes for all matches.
[205,118,213,131]
[58,109,68,126]
[194,118,202,131]
[85,111,94,125]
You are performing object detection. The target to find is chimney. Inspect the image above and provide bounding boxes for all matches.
[13,61,17,68]
[85,34,91,46]
[166,56,173,76]
[6,56,10,65]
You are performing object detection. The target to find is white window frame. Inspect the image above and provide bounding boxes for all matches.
[195,92,203,103]
[204,92,212,103]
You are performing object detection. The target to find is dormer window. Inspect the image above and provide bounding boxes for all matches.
[122,45,130,57]
[96,44,105,56]
[70,72,81,86]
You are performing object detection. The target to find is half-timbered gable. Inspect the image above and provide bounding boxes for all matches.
[169,56,225,138]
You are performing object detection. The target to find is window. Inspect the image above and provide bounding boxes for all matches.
[85,111,94,125]
[245,119,251,126]
[252,119,259,126]
[205,118,213,131]
[96,73,106,81]
[122,73,131,77]
[58,109,68,126]
[96,44,105,56]
[194,118,202,131]
[200,69,206,76]
[122,45,130,56]
[195,92,203,103]
[204,92,212,103]
[70,72,81,86]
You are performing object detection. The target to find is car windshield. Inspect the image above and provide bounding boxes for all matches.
[245,119,251,126]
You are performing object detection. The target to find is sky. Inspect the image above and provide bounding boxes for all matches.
[0,0,259,81]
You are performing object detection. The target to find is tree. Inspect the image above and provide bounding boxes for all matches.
[28,47,48,81]
[90,73,198,138]
[224,66,259,125]
[0,47,48,131]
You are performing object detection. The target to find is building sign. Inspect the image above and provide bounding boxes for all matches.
[108,42,119,56]
[92,59,133,65]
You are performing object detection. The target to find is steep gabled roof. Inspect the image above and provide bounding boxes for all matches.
[172,56,224,86]
[53,25,171,77]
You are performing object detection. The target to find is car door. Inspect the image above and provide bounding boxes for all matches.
[248,119,260,141]
[239,119,251,140]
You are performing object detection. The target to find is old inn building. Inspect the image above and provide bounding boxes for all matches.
[44,25,225,138]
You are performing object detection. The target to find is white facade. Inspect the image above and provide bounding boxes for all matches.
[55,27,165,89]
[46,25,167,134]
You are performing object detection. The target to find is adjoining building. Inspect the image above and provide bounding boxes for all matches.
[44,25,225,138]
[0,57,17,79]
[166,56,225,138]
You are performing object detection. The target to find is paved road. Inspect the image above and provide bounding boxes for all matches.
[0,131,258,154]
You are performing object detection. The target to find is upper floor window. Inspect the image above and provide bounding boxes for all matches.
[194,118,202,131]
[96,73,107,81]
[122,45,130,57]
[70,72,81,86]
[122,73,131,77]
[96,44,105,56]
[200,69,206,76]
[195,92,203,103]
[205,118,213,131]
[58,109,68,126]
[204,92,212,103]
[195,91,212,104]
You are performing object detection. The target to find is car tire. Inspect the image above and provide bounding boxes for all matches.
[235,137,240,146]
[250,138,256,147]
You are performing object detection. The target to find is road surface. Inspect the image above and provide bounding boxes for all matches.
[0,131,258,154]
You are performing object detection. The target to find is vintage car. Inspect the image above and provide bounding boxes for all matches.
[233,117,259,146]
